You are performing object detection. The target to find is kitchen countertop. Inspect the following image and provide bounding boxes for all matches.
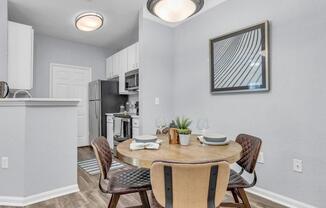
[0,98,80,106]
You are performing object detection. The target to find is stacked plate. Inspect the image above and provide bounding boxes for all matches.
[202,133,229,145]
[134,135,158,143]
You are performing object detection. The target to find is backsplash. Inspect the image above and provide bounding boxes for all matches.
[128,93,139,104]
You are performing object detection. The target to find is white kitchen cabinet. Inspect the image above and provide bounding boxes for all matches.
[112,53,120,78]
[127,42,139,72]
[105,42,139,94]
[8,21,34,90]
[106,114,114,149]
[119,48,128,94]
[106,56,113,79]
[118,48,136,95]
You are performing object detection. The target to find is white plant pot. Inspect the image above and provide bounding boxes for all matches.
[179,134,190,146]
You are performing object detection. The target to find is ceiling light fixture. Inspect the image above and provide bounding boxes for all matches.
[75,12,104,32]
[147,0,204,23]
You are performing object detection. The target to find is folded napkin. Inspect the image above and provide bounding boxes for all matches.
[130,141,160,151]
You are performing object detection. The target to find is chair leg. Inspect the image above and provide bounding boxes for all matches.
[108,194,120,208]
[231,189,239,203]
[139,191,150,208]
[238,188,251,208]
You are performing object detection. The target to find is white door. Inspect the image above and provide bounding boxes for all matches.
[50,64,92,147]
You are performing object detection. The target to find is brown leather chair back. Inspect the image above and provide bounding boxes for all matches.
[151,161,230,208]
[91,136,112,180]
[236,134,262,174]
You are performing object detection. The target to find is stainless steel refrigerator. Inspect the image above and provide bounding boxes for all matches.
[89,80,128,143]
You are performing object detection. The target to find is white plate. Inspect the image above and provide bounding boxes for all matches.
[134,135,157,140]
[203,133,226,139]
[134,135,157,143]
[203,139,230,146]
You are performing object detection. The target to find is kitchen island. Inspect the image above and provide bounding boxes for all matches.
[0,98,79,206]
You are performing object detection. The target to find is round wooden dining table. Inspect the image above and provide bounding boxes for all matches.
[117,135,242,168]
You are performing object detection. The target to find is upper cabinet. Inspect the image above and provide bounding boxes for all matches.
[105,42,139,94]
[119,48,128,94]
[127,42,139,72]
[8,21,34,90]
[112,53,120,78]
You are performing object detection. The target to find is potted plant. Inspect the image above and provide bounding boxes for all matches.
[173,117,192,145]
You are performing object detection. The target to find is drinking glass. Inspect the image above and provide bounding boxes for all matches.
[197,118,209,135]
[155,117,168,133]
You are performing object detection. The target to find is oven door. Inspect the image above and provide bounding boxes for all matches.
[113,117,132,141]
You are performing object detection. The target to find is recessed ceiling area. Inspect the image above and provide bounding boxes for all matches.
[8,0,146,51]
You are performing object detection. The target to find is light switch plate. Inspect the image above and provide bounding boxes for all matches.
[155,97,160,105]
[1,157,8,169]
[293,159,303,173]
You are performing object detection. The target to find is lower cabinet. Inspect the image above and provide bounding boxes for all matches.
[132,117,140,137]
[107,114,140,148]
[106,114,114,149]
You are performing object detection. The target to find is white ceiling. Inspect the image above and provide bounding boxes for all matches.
[8,0,146,51]
[8,0,227,51]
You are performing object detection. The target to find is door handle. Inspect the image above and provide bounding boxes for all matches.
[95,103,98,119]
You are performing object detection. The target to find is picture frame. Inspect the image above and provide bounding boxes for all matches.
[210,21,269,94]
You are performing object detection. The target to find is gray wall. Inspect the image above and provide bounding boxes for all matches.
[0,0,8,81]
[0,104,78,198]
[32,33,114,97]
[172,0,326,206]
[139,18,174,134]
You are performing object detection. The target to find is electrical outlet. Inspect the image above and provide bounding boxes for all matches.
[257,152,264,164]
[1,157,8,169]
[155,97,160,105]
[293,159,303,173]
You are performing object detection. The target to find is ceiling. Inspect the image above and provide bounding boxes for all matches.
[8,0,227,51]
[8,0,146,51]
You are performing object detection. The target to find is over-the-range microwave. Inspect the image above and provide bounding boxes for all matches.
[125,69,139,91]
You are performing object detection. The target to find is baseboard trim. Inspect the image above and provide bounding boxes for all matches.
[0,185,316,207]
[0,184,79,207]
[247,187,317,208]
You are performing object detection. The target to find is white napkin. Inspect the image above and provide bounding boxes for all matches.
[130,141,160,151]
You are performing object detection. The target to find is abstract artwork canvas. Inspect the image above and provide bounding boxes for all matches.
[210,22,269,94]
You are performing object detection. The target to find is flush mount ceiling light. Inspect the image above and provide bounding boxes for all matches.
[75,12,104,32]
[147,0,204,23]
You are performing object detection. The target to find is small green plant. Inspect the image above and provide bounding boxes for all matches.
[173,117,192,135]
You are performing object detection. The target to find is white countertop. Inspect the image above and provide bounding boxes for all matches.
[0,98,80,106]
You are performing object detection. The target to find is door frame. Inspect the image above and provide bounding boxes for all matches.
[49,63,92,147]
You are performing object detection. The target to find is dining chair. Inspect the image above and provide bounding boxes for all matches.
[91,136,152,208]
[150,160,230,208]
[221,134,262,208]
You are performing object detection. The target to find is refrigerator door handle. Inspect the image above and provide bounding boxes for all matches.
[95,102,98,119]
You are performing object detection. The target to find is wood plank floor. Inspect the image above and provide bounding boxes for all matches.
[1,147,286,208]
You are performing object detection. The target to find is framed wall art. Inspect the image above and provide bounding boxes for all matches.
[210,21,269,94]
